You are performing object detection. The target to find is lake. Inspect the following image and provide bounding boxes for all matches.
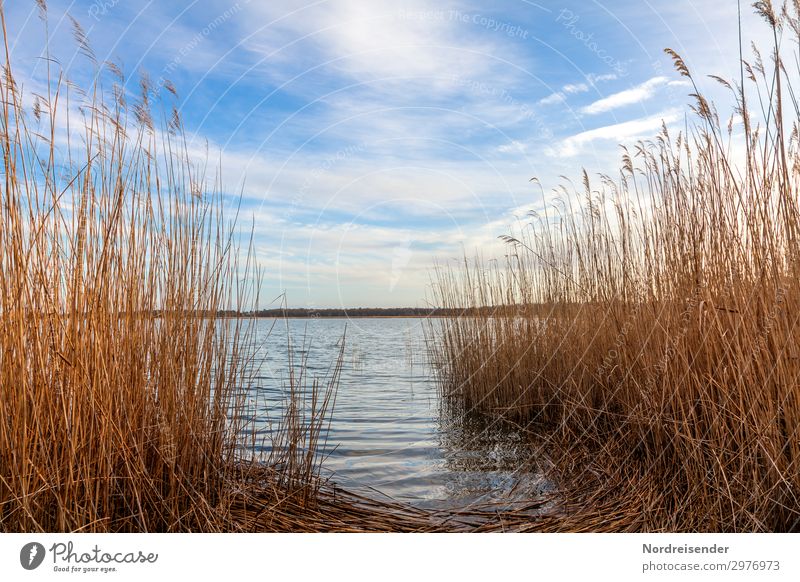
[242,317,554,510]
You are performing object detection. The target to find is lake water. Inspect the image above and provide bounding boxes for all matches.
[242,317,553,510]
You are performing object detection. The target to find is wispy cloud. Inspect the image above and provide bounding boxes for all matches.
[563,82,589,94]
[241,0,510,93]
[581,76,668,115]
[587,72,619,84]
[552,109,681,156]
[537,73,620,108]
[537,92,565,106]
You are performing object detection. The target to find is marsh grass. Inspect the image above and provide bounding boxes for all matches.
[9,0,800,534]
[0,4,343,532]
[0,3,569,534]
[431,4,800,531]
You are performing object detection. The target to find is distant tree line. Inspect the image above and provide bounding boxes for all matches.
[245,307,459,318]
[215,305,545,318]
[70,304,555,319]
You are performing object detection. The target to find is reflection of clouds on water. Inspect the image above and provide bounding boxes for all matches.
[430,410,557,511]
[240,317,554,512]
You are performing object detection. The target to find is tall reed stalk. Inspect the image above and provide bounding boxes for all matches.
[0,3,339,532]
[431,4,800,531]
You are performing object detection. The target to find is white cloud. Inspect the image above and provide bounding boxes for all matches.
[496,140,528,154]
[581,76,669,115]
[537,92,565,106]
[563,82,589,94]
[242,0,509,92]
[552,109,681,156]
[587,73,619,84]
[535,82,591,108]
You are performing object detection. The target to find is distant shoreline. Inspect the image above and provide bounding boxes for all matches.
[214,306,542,319]
[219,308,463,319]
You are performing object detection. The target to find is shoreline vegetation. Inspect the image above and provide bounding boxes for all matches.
[0,1,341,532]
[2,1,799,533]
[430,2,800,532]
[0,1,557,533]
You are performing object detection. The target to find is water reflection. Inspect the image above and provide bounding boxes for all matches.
[242,317,554,510]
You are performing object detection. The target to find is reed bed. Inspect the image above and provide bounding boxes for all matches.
[431,3,800,532]
[0,3,573,534]
[10,0,800,534]
[0,3,345,532]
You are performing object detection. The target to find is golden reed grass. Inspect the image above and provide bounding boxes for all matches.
[0,3,565,534]
[9,1,800,534]
[431,3,800,532]
[0,3,346,532]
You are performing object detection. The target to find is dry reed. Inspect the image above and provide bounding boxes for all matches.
[0,3,340,532]
[10,1,800,534]
[0,3,563,534]
[430,4,800,532]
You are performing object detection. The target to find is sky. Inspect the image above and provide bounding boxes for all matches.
[4,0,778,308]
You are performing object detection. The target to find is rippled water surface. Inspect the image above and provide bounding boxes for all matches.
[245,318,552,509]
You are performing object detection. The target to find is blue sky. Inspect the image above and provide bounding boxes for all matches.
[6,0,774,307]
